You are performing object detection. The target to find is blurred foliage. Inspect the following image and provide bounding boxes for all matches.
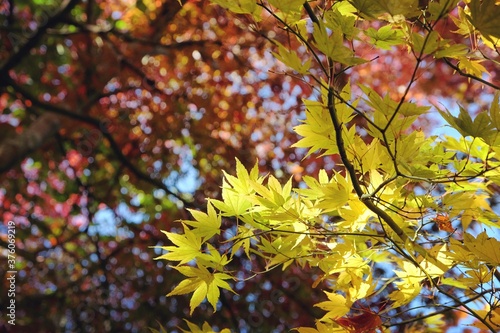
[0,0,499,332]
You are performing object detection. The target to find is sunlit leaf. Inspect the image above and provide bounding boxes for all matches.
[315,292,350,321]
[154,226,203,264]
[168,265,235,314]
[182,202,221,240]
[365,24,405,49]
[467,0,500,39]
[464,230,500,265]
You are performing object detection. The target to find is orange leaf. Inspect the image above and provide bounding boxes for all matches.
[434,213,454,232]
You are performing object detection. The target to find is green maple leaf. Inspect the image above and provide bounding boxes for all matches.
[373,0,419,17]
[350,0,419,18]
[312,21,365,65]
[457,57,488,77]
[292,100,338,157]
[210,0,258,15]
[348,0,384,18]
[365,25,405,50]
[434,43,469,59]
[488,92,500,129]
[268,0,303,14]
[438,105,495,140]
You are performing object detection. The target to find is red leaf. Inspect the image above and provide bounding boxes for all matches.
[335,309,383,333]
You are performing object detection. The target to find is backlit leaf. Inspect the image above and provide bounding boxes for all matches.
[315,292,350,321]
[464,230,500,265]
[467,0,500,39]
[488,92,500,129]
[272,42,312,74]
[438,105,495,139]
[168,265,235,314]
[155,226,202,264]
[372,0,420,17]
[365,24,405,49]
[182,202,221,240]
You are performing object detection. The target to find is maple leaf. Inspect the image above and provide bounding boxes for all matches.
[198,243,231,270]
[211,159,262,216]
[180,320,231,333]
[168,265,235,315]
[268,0,303,23]
[312,20,364,65]
[365,24,405,50]
[272,42,312,74]
[268,0,303,13]
[467,0,500,39]
[457,57,489,78]
[348,0,385,18]
[292,100,337,157]
[315,292,350,321]
[438,104,495,140]
[182,202,221,240]
[410,31,440,55]
[389,261,425,307]
[433,213,454,232]
[488,92,500,129]
[335,309,383,333]
[464,230,500,265]
[372,0,419,17]
[154,226,203,264]
[210,0,260,16]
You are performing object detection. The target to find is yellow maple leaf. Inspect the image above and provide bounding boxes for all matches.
[168,265,235,315]
[390,261,425,307]
[315,292,350,321]
[292,100,337,157]
[180,319,231,333]
[464,230,500,265]
[457,57,488,78]
[182,202,221,241]
[470,304,500,331]
[155,226,202,264]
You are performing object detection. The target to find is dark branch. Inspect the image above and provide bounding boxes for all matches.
[6,79,193,208]
[0,113,60,173]
[0,0,81,84]
[443,58,500,90]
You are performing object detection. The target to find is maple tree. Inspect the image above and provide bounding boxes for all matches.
[1,0,500,332]
[155,0,500,332]
[0,0,314,332]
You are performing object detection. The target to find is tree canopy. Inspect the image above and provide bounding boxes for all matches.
[1,0,500,332]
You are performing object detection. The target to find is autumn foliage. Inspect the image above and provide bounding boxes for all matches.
[155,1,500,332]
[1,0,500,332]
[1,0,311,331]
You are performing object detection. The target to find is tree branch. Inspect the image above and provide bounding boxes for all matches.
[6,79,193,208]
[300,5,450,273]
[0,112,60,173]
[443,57,500,91]
[0,0,80,84]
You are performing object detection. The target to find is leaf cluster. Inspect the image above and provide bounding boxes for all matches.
[158,1,500,332]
